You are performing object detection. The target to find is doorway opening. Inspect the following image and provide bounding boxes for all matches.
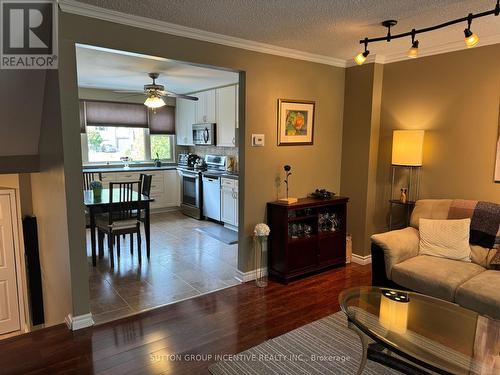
[76,44,242,324]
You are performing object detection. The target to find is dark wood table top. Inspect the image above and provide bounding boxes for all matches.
[83,189,153,207]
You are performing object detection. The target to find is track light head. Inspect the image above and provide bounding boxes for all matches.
[354,50,370,65]
[464,13,479,48]
[407,40,419,58]
[464,28,479,47]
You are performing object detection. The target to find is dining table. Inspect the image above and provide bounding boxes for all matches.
[84,188,154,266]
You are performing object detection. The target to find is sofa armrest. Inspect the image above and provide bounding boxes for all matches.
[371,227,420,280]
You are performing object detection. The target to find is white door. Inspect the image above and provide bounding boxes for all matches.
[0,194,21,335]
[216,85,237,147]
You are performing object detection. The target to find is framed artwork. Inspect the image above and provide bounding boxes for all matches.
[277,99,315,146]
[495,105,500,182]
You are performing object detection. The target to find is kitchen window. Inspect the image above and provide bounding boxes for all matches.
[80,100,175,164]
[82,126,175,163]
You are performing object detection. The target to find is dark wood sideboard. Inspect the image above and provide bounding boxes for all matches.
[267,197,348,283]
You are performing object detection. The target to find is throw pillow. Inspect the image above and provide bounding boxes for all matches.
[419,218,472,262]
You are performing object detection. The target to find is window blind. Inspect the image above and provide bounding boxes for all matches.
[83,100,148,128]
[148,106,175,135]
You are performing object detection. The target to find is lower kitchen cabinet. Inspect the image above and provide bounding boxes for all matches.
[221,177,238,229]
[96,169,180,210]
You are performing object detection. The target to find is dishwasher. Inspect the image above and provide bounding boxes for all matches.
[202,175,221,221]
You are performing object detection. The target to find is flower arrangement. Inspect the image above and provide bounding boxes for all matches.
[254,223,270,238]
[89,180,103,201]
[89,180,103,190]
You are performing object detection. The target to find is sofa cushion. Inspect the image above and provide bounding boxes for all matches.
[455,271,500,319]
[410,199,452,229]
[392,255,485,301]
[418,218,471,262]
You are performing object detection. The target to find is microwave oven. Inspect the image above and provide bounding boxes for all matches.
[192,123,216,145]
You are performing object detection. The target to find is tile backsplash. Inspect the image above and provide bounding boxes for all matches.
[177,145,239,171]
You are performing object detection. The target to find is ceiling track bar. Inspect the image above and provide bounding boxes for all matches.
[359,5,499,44]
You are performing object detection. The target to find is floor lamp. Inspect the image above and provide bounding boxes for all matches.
[389,130,425,230]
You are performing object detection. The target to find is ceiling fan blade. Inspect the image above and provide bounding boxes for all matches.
[112,90,145,94]
[163,91,199,101]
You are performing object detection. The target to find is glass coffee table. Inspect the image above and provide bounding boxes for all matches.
[339,286,499,375]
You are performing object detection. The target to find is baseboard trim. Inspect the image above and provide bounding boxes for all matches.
[352,254,372,265]
[234,267,268,283]
[65,313,94,331]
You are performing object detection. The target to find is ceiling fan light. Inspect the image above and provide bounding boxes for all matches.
[354,50,369,65]
[464,29,479,48]
[144,96,166,109]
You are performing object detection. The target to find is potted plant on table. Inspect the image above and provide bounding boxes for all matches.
[89,180,103,202]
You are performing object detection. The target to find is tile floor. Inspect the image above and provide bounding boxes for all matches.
[87,211,239,324]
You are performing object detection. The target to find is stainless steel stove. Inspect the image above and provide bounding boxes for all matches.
[177,153,226,220]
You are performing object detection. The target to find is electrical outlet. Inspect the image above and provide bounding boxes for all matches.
[252,134,265,147]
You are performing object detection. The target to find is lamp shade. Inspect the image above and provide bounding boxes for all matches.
[392,130,425,166]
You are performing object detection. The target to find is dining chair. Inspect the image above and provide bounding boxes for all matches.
[83,172,102,229]
[96,181,142,268]
[127,174,153,257]
[83,172,102,190]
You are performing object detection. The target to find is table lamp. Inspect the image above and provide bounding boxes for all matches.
[379,289,410,335]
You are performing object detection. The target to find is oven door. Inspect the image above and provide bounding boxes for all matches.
[181,171,200,208]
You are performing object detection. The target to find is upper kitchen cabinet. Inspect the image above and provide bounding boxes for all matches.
[216,85,238,147]
[194,89,216,124]
[175,98,195,145]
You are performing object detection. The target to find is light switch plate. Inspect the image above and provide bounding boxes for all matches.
[252,134,265,147]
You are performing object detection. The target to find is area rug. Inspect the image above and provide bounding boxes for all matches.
[196,226,238,245]
[208,312,398,374]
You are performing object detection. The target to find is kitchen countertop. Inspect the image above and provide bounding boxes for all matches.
[83,165,177,173]
[220,173,239,180]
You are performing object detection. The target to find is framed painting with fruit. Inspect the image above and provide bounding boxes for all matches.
[277,99,315,145]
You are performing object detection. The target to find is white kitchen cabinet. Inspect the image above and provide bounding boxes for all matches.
[216,85,237,147]
[221,177,238,230]
[175,99,195,145]
[96,169,180,210]
[163,170,180,207]
[194,89,216,124]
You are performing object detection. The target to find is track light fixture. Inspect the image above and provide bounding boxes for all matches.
[354,38,370,65]
[407,29,419,58]
[464,14,480,48]
[354,0,499,64]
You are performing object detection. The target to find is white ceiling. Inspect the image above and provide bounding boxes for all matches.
[76,45,239,93]
[74,0,500,62]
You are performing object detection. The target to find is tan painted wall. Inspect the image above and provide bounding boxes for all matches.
[58,11,346,288]
[340,64,383,256]
[30,71,73,326]
[373,44,500,234]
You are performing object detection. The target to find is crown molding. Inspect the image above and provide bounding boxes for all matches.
[58,0,347,68]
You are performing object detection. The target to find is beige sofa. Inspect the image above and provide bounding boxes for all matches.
[371,199,499,320]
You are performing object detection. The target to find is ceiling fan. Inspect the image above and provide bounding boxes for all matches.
[113,72,198,109]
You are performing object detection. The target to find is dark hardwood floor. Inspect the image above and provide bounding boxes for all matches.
[0,263,371,375]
